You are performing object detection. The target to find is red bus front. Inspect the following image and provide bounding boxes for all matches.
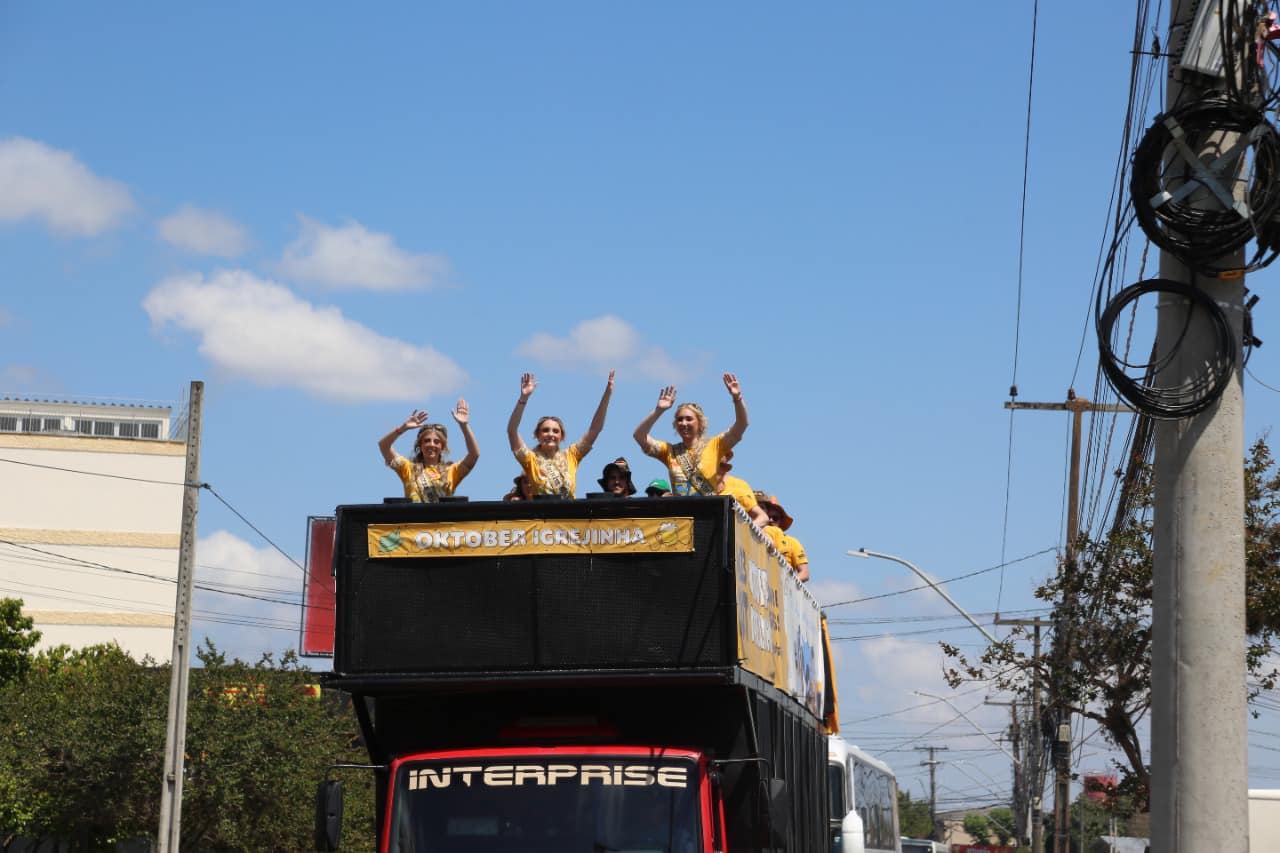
[382,746,724,853]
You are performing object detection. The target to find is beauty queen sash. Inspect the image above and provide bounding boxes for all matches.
[414,464,451,503]
[536,451,574,498]
[674,444,717,496]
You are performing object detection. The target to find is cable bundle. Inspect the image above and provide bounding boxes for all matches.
[1131,97,1280,273]
[1096,278,1240,418]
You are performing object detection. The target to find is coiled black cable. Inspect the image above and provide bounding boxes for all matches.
[1096,278,1240,418]
[1130,96,1280,272]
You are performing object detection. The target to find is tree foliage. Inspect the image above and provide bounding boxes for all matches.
[897,789,933,839]
[0,640,375,851]
[941,437,1280,812]
[0,597,40,688]
[962,812,992,844]
[986,806,1015,845]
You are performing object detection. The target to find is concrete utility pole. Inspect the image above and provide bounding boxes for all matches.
[994,616,1049,853]
[1004,396,1130,853]
[917,745,949,840]
[1151,3,1249,851]
[157,381,204,853]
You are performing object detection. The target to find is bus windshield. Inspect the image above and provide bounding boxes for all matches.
[387,755,701,853]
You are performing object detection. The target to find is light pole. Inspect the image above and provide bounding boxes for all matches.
[847,549,1000,644]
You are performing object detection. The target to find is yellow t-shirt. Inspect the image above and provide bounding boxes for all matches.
[764,525,807,571]
[718,474,759,514]
[516,443,587,498]
[389,454,465,503]
[649,433,731,496]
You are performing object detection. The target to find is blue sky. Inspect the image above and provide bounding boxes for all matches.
[4,2,1279,808]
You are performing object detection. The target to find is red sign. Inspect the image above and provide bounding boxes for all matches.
[301,516,336,656]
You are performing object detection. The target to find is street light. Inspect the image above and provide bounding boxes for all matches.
[847,548,1000,645]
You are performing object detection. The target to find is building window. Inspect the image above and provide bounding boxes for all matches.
[118,422,139,438]
[0,416,16,432]
[22,417,42,432]
[140,421,161,439]
[93,421,115,437]
[75,419,93,435]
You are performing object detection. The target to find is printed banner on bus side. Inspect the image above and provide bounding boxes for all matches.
[734,515,784,685]
[366,517,695,558]
[732,511,826,717]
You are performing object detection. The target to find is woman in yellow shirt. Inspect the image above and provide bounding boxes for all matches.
[377,399,480,502]
[507,370,614,498]
[633,373,749,496]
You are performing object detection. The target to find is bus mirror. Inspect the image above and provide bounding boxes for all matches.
[314,779,344,851]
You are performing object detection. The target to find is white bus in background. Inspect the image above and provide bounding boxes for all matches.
[829,734,901,853]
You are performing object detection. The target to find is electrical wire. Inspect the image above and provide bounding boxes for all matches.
[825,546,1057,608]
[1097,277,1239,418]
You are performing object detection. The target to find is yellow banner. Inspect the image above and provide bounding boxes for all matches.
[367,517,695,558]
[734,514,784,686]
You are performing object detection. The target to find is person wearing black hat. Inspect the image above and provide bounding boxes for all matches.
[598,457,637,496]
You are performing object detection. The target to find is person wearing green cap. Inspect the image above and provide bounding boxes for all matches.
[645,478,671,497]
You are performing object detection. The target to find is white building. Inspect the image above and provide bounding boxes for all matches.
[0,396,186,661]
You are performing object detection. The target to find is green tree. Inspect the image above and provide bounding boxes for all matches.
[0,597,40,687]
[942,438,1280,811]
[1044,792,1135,853]
[987,806,1015,845]
[963,812,992,845]
[0,640,375,851]
[897,790,933,839]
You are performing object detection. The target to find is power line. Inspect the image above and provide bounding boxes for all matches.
[824,546,1057,608]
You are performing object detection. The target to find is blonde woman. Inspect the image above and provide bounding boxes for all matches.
[378,399,479,502]
[633,373,748,496]
[507,371,614,498]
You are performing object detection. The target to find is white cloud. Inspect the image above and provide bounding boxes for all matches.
[278,215,449,290]
[142,269,467,402]
[852,636,967,723]
[517,315,688,381]
[157,205,251,257]
[810,577,866,608]
[193,530,304,661]
[0,364,53,389]
[0,137,134,235]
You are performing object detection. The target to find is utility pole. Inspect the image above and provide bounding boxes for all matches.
[1151,3,1249,851]
[983,698,1025,845]
[1004,396,1130,853]
[917,745,949,841]
[994,616,1049,853]
[158,381,204,853]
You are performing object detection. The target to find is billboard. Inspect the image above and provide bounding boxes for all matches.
[300,515,336,656]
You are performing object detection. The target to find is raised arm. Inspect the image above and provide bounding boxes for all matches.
[577,370,615,451]
[633,385,677,456]
[721,373,749,448]
[451,398,480,473]
[507,373,536,454]
[378,409,429,465]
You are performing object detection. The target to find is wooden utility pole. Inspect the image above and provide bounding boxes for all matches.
[995,616,1049,853]
[157,381,203,853]
[1151,3,1249,850]
[917,745,949,840]
[1004,396,1130,853]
